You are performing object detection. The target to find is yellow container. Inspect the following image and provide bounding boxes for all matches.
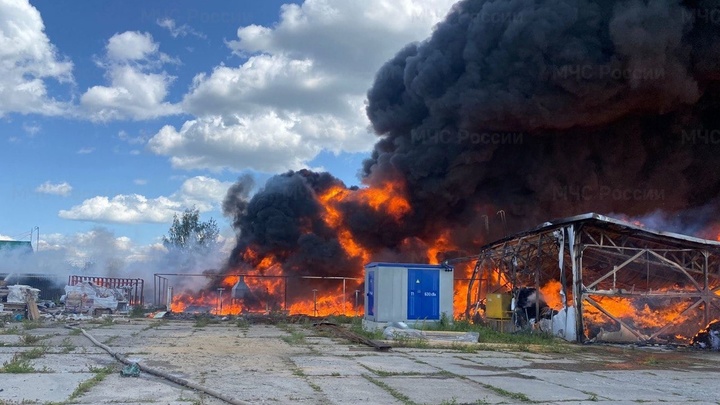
[486,293,512,319]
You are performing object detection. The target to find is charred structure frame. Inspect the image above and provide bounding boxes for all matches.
[462,213,720,343]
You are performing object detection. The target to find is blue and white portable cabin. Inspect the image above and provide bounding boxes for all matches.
[363,262,454,330]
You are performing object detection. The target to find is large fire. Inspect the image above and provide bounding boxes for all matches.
[171,178,475,317]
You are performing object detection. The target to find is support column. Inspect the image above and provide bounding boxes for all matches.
[570,225,584,342]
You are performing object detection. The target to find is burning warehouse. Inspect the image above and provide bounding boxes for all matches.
[463,213,720,344]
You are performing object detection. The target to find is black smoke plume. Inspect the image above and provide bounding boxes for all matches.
[364,0,720,237]
[221,0,720,287]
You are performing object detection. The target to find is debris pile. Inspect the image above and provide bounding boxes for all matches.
[0,284,42,320]
[692,321,720,350]
[62,281,130,315]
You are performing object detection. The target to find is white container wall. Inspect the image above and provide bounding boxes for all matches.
[364,262,454,325]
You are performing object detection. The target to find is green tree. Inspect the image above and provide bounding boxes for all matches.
[163,208,220,253]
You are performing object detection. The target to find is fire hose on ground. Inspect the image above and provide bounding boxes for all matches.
[66,325,252,405]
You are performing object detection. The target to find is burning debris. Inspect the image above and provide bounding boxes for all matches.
[467,213,720,343]
[512,287,554,329]
[692,321,720,351]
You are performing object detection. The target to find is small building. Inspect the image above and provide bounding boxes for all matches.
[363,262,454,330]
[0,240,33,255]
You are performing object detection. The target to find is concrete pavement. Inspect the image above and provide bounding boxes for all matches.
[0,318,718,404]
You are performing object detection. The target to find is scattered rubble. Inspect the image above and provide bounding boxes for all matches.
[62,280,130,314]
[692,320,720,350]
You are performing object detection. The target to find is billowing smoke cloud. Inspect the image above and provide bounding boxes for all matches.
[220,0,720,299]
[364,0,720,236]
[226,170,362,276]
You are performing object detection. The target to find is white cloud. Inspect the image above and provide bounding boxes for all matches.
[58,176,233,224]
[118,130,146,145]
[36,181,72,196]
[149,0,456,173]
[149,111,360,172]
[157,18,205,39]
[106,31,158,62]
[80,31,180,121]
[176,176,234,212]
[133,179,147,185]
[22,122,41,136]
[77,147,94,154]
[0,234,13,241]
[59,194,180,223]
[0,0,73,117]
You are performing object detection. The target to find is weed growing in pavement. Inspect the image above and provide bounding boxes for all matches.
[103,335,118,345]
[0,326,20,335]
[390,335,430,349]
[193,315,219,328]
[20,333,44,345]
[22,320,42,330]
[141,319,168,331]
[69,366,114,400]
[129,305,146,318]
[275,321,290,332]
[281,330,306,345]
[362,374,415,405]
[88,316,115,327]
[69,328,82,336]
[19,347,46,360]
[483,385,531,402]
[447,342,478,353]
[290,366,322,393]
[359,364,425,377]
[347,319,384,340]
[60,337,75,353]
[0,351,50,373]
[323,315,359,324]
[641,355,662,366]
[0,356,34,373]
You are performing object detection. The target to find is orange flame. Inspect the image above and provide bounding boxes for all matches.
[169,179,481,319]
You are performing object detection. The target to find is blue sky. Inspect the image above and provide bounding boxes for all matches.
[0,0,456,265]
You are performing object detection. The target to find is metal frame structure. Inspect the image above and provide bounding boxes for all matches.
[462,213,720,343]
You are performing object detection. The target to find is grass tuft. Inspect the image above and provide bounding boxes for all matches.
[19,347,46,360]
[281,330,306,345]
[22,320,42,330]
[362,374,415,405]
[69,366,114,400]
[20,333,42,345]
[129,305,146,318]
[193,315,219,328]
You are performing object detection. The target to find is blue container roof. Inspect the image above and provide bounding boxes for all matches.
[364,262,452,270]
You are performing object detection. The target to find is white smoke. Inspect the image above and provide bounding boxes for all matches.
[0,227,233,303]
